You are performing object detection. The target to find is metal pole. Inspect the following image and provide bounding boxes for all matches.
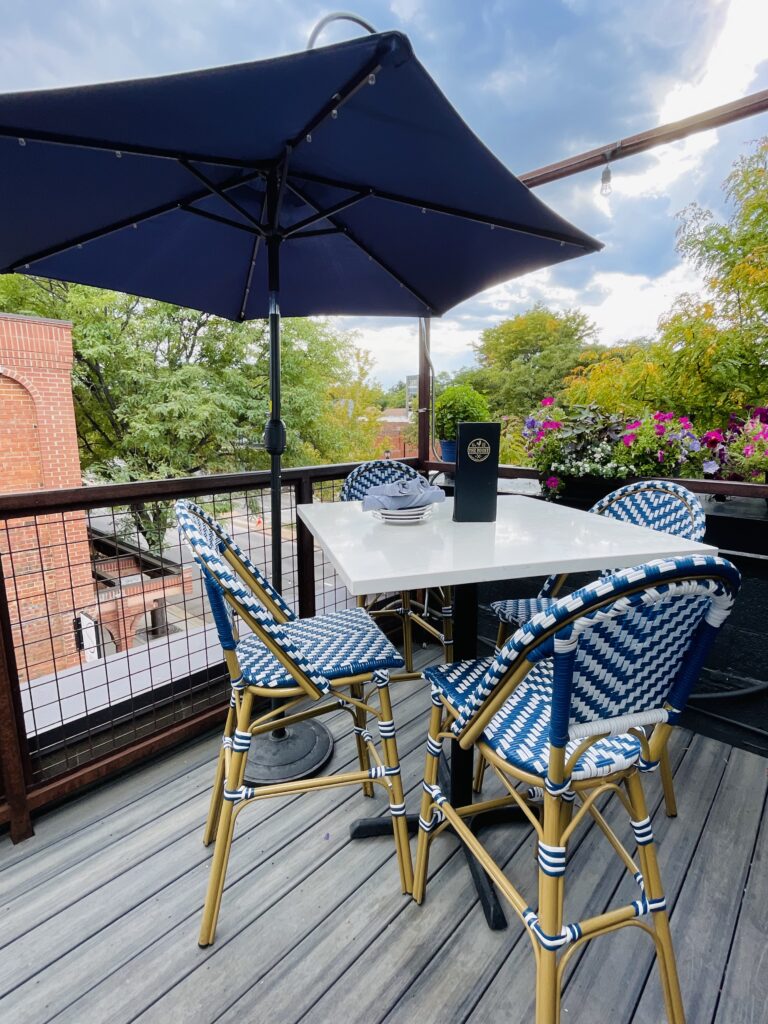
[264,234,286,592]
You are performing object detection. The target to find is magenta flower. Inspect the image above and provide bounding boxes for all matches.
[545,475,560,490]
[702,430,725,447]
[654,424,666,436]
[657,450,665,462]
[678,416,693,429]
[621,434,636,446]
[534,430,546,442]
[626,420,642,430]
[540,396,555,407]
[744,444,755,457]
[542,420,562,430]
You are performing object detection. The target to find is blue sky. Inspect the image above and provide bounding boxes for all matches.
[1,0,767,384]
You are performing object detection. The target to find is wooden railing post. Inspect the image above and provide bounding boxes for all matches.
[417,317,431,468]
[295,475,316,619]
[0,558,34,842]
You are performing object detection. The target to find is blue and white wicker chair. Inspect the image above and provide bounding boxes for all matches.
[484,479,707,812]
[175,500,412,947]
[341,460,454,675]
[414,554,740,1024]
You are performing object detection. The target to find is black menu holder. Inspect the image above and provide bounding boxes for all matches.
[453,421,501,522]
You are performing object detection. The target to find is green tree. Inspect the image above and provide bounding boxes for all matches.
[0,276,380,544]
[471,305,597,417]
[561,139,768,427]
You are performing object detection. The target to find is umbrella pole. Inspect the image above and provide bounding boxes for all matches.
[265,236,286,593]
[246,233,334,783]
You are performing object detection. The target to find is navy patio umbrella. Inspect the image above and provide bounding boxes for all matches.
[0,27,601,591]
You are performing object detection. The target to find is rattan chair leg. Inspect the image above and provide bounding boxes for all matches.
[496,620,509,652]
[658,743,678,817]
[625,770,685,1023]
[199,689,255,947]
[535,790,566,1024]
[377,674,413,893]
[413,701,443,904]
[473,750,488,794]
[401,591,414,673]
[352,681,374,798]
[203,745,227,847]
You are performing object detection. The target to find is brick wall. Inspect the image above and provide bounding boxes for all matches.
[0,314,95,682]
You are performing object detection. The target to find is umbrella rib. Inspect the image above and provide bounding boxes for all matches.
[287,52,385,153]
[182,206,260,235]
[180,160,266,235]
[289,227,342,239]
[287,180,436,314]
[290,171,601,250]
[282,191,370,238]
[5,168,265,272]
[0,124,269,170]
[239,190,269,320]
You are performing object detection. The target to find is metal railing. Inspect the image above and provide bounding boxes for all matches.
[0,459,416,841]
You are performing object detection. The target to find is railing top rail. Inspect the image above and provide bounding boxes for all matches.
[0,456,763,518]
[423,461,768,499]
[0,458,420,519]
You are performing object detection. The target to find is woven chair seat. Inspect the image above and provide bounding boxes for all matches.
[427,656,641,781]
[491,596,556,625]
[425,657,553,738]
[237,607,404,689]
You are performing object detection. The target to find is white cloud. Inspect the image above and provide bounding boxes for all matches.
[477,260,706,343]
[337,317,479,384]
[342,257,709,384]
[595,0,768,206]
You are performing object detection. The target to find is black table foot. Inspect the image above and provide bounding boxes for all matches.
[349,814,421,838]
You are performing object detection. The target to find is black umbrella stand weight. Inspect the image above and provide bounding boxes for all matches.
[245,232,334,784]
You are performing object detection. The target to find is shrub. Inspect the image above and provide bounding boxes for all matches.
[434,385,490,441]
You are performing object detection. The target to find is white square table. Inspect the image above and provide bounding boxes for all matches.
[297,494,716,927]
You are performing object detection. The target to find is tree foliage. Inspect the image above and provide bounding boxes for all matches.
[463,305,597,417]
[561,138,768,427]
[0,276,381,479]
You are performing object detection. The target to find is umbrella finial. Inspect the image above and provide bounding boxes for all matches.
[306,12,378,49]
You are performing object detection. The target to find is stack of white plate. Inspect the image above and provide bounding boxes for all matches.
[370,504,434,526]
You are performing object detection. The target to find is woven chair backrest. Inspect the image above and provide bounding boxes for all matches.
[175,500,328,697]
[339,459,420,501]
[178,499,295,623]
[538,479,707,598]
[457,555,739,741]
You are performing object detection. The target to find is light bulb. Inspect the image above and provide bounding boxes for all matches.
[600,165,612,197]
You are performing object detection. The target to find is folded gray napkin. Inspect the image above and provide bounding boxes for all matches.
[361,476,446,511]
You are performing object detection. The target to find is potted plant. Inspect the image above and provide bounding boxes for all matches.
[523,401,629,504]
[434,385,490,462]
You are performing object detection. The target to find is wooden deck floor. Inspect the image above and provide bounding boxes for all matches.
[1,647,766,1024]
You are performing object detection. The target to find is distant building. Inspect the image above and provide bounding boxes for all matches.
[376,407,416,458]
[0,313,95,681]
[405,374,419,412]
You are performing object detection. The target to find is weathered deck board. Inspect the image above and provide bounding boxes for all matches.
[0,651,764,1024]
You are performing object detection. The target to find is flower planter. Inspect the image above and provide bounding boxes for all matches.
[439,439,457,463]
[551,474,630,509]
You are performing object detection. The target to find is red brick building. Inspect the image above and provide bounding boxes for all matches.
[375,408,417,459]
[0,313,95,682]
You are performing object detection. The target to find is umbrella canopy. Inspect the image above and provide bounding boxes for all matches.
[0,29,601,592]
[0,31,600,319]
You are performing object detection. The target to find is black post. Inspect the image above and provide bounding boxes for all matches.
[263,171,287,592]
[417,317,431,468]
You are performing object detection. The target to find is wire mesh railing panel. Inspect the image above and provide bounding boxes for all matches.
[0,484,298,785]
[310,477,357,616]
